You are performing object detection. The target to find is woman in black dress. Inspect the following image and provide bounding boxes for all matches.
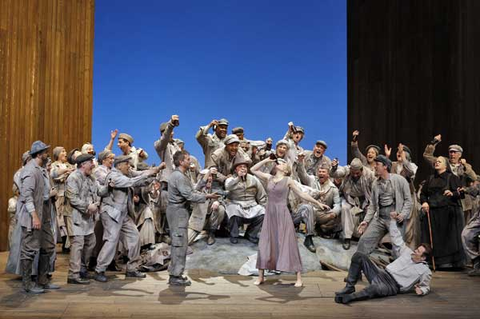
[420,156,465,268]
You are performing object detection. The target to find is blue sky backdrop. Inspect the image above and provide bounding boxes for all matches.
[92,0,347,166]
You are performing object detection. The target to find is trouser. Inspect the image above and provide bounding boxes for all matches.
[167,205,189,277]
[341,200,366,239]
[68,233,96,278]
[462,215,480,260]
[20,212,56,285]
[315,209,341,235]
[228,215,264,239]
[357,206,395,255]
[95,213,141,273]
[293,204,316,236]
[346,252,400,299]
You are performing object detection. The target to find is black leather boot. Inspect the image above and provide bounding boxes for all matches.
[468,257,480,276]
[336,289,371,304]
[303,235,316,253]
[21,260,44,294]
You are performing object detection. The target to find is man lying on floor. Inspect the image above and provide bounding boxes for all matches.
[335,211,432,304]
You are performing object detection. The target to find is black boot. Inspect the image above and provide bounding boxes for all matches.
[21,260,44,294]
[61,236,70,254]
[303,235,316,253]
[335,255,361,295]
[468,257,480,276]
[342,238,351,250]
[94,271,108,283]
[336,289,371,304]
[125,270,147,278]
[38,254,60,289]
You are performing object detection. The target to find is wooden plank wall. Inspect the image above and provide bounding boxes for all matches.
[347,0,480,186]
[0,0,95,251]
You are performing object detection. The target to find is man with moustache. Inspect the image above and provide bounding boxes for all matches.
[17,141,58,293]
[210,134,250,183]
[66,154,103,284]
[94,156,160,282]
[196,118,229,169]
[331,158,375,250]
[304,140,331,176]
[167,150,219,285]
[356,155,413,256]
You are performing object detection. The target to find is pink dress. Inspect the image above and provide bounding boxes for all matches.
[256,177,302,272]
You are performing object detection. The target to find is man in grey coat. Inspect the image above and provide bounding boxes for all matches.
[297,158,341,250]
[196,118,229,169]
[304,140,331,176]
[331,158,375,250]
[66,154,104,284]
[94,156,160,282]
[167,150,219,286]
[154,115,182,186]
[356,155,413,256]
[17,141,58,293]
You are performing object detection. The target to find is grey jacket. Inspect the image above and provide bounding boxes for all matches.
[167,169,207,206]
[196,125,226,169]
[387,220,432,295]
[335,165,375,209]
[101,168,153,222]
[225,174,267,208]
[297,162,341,215]
[16,160,48,230]
[154,121,182,183]
[65,170,105,236]
[364,173,413,224]
[303,151,331,176]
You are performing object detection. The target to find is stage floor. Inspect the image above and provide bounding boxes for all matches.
[0,251,479,318]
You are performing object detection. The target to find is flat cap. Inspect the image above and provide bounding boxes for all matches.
[29,140,50,156]
[449,144,463,153]
[114,155,132,166]
[294,126,305,134]
[365,145,381,154]
[374,155,392,170]
[76,154,95,166]
[232,127,244,134]
[224,134,240,145]
[316,140,328,149]
[276,139,290,148]
[217,118,229,126]
[233,155,252,169]
[118,133,134,144]
[350,158,363,170]
[98,150,113,163]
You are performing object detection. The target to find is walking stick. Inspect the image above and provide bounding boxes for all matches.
[425,209,436,271]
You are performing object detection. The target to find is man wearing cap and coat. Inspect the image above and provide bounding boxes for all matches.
[16,141,58,293]
[154,115,182,185]
[115,133,148,170]
[66,154,106,284]
[297,158,342,241]
[210,134,251,183]
[331,158,375,250]
[94,155,160,282]
[225,157,266,244]
[356,155,413,256]
[196,118,229,169]
[166,150,219,286]
[304,140,331,176]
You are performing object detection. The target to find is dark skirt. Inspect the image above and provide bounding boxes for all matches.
[420,205,465,268]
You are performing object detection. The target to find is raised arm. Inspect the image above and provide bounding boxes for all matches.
[250,157,274,183]
[423,134,441,168]
[287,177,325,209]
[105,129,118,151]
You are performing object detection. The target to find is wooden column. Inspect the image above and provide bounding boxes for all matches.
[0,0,95,251]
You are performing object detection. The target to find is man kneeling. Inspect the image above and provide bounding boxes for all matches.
[335,212,432,304]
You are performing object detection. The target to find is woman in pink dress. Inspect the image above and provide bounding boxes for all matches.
[251,157,327,287]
